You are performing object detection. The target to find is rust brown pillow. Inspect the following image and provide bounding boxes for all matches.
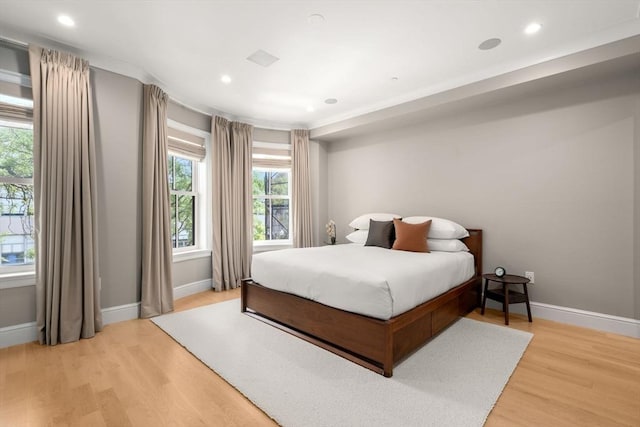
[392,219,431,253]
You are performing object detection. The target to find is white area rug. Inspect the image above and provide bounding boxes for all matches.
[152,299,532,427]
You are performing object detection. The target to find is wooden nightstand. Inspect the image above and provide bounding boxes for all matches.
[481,273,532,325]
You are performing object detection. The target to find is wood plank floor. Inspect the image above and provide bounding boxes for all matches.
[1,289,639,426]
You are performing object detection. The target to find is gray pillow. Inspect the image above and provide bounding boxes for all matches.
[364,219,395,249]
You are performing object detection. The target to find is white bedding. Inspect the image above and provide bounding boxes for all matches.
[251,244,475,320]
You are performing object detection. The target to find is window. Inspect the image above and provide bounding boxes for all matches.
[168,154,196,249]
[252,138,292,245]
[252,168,290,241]
[166,122,209,256]
[0,94,35,272]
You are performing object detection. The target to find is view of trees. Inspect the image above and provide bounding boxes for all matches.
[253,170,289,241]
[168,155,195,248]
[0,125,35,265]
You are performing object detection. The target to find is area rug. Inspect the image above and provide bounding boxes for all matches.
[152,299,532,427]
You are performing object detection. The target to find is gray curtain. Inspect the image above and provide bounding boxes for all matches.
[29,45,102,345]
[291,129,313,248]
[140,84,173,317]
[212,117,253,291]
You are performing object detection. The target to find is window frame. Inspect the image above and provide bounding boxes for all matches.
[168,152,198,252]
[252,166,292,247]
[167,119,211,262]
[0,112,35,276]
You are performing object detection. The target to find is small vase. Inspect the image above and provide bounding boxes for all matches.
[330,237,336,245]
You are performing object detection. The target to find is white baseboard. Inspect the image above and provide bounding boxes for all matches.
[530,302,640,338]
[173,279,212,299]
[0,279,214,349]
[0,302,142,349]
[0,321,37,349]
[102,302,140,325]
[486,300,640,338]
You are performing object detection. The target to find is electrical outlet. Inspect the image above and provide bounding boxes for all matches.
[524,271,535,283]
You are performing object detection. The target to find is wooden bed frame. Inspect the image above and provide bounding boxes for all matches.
[241,229,482,377]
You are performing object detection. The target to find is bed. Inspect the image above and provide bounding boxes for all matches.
[241,229,482,377]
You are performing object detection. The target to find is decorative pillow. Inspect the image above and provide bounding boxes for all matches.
[364,219,395,249]
[392,219,431,253]
[345,230,368,244]
[402,216,469,239]
[349,213,401,230]
[427,239,469,252]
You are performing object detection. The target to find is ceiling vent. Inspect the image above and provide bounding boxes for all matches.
[246,49,280,67]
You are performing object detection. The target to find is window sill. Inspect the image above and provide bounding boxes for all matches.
[253,242,293,253]
[173,249,212,263]
[0,271,36,289]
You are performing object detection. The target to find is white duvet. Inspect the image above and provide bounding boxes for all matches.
[251,244,475,320]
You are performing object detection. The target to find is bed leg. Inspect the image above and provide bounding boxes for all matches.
[383,330,393,377]
[240,279,248,312]
[383,366,393,377]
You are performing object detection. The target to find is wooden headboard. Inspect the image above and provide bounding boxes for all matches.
[462,229,483,277]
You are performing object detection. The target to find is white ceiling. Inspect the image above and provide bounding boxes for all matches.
[0,1,639,130]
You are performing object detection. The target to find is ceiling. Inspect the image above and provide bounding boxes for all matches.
[0,1,639,130]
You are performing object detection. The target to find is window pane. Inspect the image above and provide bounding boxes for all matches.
[0,184,34,216]
[267,171,288,196]
[253,170,266,196]
[253,170,289,196]
[173,156,192,191]
[0,184,35,266]
[0,125,33,179]
[170,194,177,248]
[176,195,195,247]
[253,197,289,241]
[168,155,174,190]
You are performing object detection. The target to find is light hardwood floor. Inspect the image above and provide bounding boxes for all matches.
[1,289,639,426]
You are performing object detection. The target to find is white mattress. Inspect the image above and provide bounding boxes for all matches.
[250,244,475,320]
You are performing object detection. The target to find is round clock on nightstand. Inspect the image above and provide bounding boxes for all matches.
[494,266,506,278]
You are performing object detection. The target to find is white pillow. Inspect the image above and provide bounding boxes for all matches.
[403,216,469,239]
[349,213,401,230]
[345,230,368,244]
[427,239,469,252]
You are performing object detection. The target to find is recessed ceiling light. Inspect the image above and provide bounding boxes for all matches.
[324,98,338,105]
[57,14,75,27]
[306,105,315,112]
[308,14,325,24]
[478,38,501,50]
[524,22,542,35]
[221,75,232,84]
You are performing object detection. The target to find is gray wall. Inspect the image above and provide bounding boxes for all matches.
[172,257,211,287]
[93,68,143,307]
[310,139,328,245]
[0,39,28,74]
[0,286,35,327]
[168,100,210,132]
[326,72,640,319]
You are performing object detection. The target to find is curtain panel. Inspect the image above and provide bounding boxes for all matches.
[140,84,174,318]
[291,129,313,248]
[211,116,253,291]
[29,45,102,345]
